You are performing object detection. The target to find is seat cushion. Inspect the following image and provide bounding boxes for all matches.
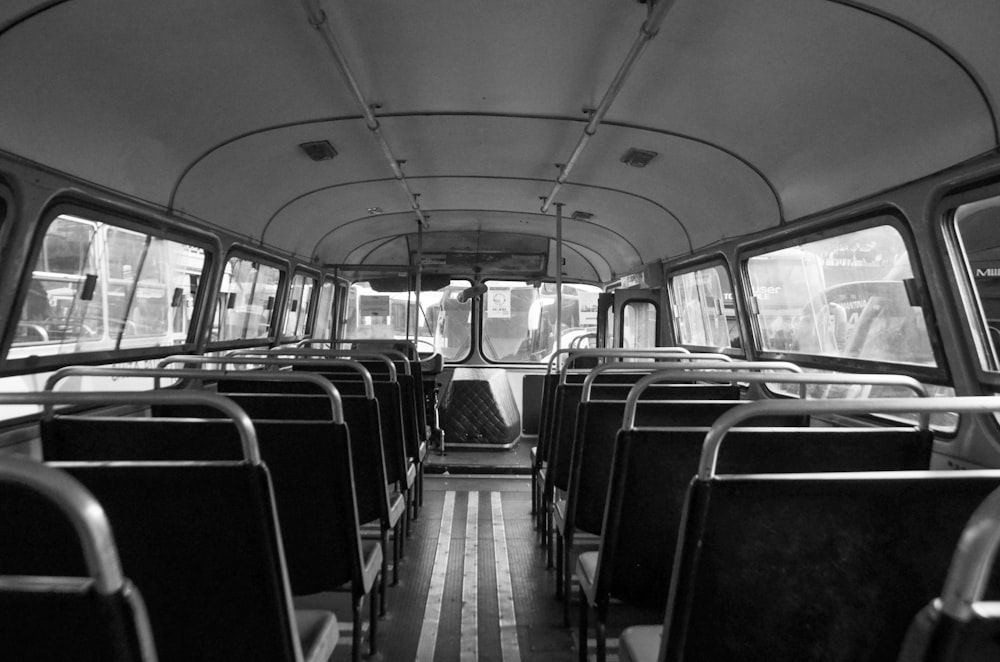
[577,551,599,602]
[619,625,661,662]
[295,609,339,662]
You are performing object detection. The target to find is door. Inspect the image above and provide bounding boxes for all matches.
[602,288,662,348]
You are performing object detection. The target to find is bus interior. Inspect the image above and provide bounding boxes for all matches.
[2,1,1000,661]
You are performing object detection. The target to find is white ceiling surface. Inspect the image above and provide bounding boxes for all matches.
[0,0,997,281]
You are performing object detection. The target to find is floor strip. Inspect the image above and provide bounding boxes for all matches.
[461,491,479,662]
[416,490,456,661]
[492,491,521,662]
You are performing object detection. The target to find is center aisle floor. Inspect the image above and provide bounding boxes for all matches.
[322,474,641,661]
[424,437,534,475]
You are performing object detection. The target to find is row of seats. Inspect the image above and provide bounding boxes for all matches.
[618,397,1000,662]
[530,349,1000,662]
[1,390,342,662]
[1,341,434,662]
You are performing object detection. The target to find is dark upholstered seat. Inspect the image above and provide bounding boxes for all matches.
[441,367,520,447]
[0,456,158,662]
[579,426,933,662]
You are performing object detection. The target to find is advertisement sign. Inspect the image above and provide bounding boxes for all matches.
[487,288,511,318]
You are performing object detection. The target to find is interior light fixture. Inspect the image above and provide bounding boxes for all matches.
[621,148,658,167]
[299,140,338,161]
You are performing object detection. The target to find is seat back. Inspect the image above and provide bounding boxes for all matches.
[310,376,409,487]
[218,378,392,527]
[43,417,244,461]
[663,472,1000,662]
[249,420,363,595]
[340,395,394,526]
[569,400,746,537]
[159,393,335,420]
[595,426,934,613]
[897,486,1000,662]
[43,398,367,599]
[0,456,157,662]
[58,462,302,662]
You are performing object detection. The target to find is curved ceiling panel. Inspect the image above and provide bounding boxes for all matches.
[608,0,994,219]
[0,0,351,205]
[325,0,643,118]
[0,0,995,284]
[560,243,611,283]
[272,179,671,271]
[171,118,383,237]
[173,114,776,261]
[856,0,1000,122]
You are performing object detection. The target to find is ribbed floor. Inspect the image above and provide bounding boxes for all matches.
[314,474,647,661]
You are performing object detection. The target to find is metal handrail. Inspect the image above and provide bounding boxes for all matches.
[230,347,400,380]
[3,390,260,464]
[0,454,124,595]
[696,395,997,480]
[44,367,343,425]
[558,349,724,384]
[545,346,691,378]
[299,338,420,361]
[158,355,376,399]
[584,360,802,403]
[624,371,929,432]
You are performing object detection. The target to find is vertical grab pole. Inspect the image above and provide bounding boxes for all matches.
[332,266,341,344]
[414,220,423,346]
[555,202,564,355]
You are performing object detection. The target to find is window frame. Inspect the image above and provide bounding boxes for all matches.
[339,278,473,361]
[940,177,1000,387]
[205,247,287,350]
[280,268,320,341]
[3,202,217,376]
[667,258,742,352]
[479,279,603,364]
[738,210,949,384]
[312,276,338,340]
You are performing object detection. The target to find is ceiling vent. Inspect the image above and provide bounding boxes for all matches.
[299,140,338,161]
[571,210,594,221]
[621,148,658,168]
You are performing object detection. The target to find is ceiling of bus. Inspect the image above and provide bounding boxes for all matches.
[0,0,997,283]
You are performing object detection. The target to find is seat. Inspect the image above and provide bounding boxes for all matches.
[579,423,932,662]
[57,460,337,662]
[556,397,743,621]
[0,455,158,662]
[219,365,408,606]
[36,384,345,662]
[440,367,521,448]
[897,485,1000,662]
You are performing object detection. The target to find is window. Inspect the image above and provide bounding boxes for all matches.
[748,223,953,429]
[953,195,1000,371]
[211,255,281,342]
[343,279,471,360]
[670,264,738,348]
[10,213,206,357]
[312,278,336,339]
[621,300,657,349]
[282,273,317,338]
[482,281,601,362]
[747,224,936,367]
